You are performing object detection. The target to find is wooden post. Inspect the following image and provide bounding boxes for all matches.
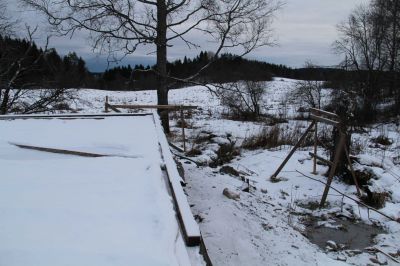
[344,145,362,197]
[105,96,109,113]
[180,106,186,152]
[313,122,318,174]
[270,121,315,179]
[320,132,346,207]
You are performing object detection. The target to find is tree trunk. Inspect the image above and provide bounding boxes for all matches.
[156,0,170,133]
[0,88,10,114]
[329,125,351,181]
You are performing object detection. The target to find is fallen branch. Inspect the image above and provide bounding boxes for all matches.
[374,248,400,264]
[169,141,184,153]
[171,150,200,167]
[10,142,141,159]
[11,143,106,157]
[296,170,399,223]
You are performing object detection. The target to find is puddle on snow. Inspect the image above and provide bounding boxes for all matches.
[305,218,385,250]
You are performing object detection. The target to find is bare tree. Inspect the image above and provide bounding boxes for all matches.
[372,0,400,107]
[289,62,323,110]
[218,80,266,120]
[0,0,15,36]
[292,80,323,109]
[21,0,283,131]
[334,3,388,119]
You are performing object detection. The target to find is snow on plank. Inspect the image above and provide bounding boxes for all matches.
[153,113,201,246]
[0,115,195,266]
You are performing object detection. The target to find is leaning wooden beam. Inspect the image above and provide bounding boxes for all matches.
[170,151,201,167]
[309,114,340,126]
[309,152,333,166]
[270,121,315,179]
[107,103,121,113]
[169,141,184,153]
[309,108,339,119]
[296,170,399,223]
[344,146,362,197]
[320,132,346,207]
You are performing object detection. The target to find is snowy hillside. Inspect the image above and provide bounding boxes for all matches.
[3,77,399,265]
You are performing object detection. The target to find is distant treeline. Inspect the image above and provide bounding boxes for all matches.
[97,51,353,91]
[0,36,371,92]
[99,52,274,91]
[0,35,91,89]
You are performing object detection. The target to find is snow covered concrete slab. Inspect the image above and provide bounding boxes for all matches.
[0,115,197,266]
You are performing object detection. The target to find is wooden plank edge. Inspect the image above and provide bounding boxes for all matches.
[0,113,153,119]
[200,236,213,266]
[152,112,201,246]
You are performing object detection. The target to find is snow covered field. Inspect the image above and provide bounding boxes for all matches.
[2,77,400,265]
[0,115,196,266]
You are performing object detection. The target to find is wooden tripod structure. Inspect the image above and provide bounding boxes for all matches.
[270,108,361,207]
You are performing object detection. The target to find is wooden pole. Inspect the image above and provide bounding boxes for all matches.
[180,106,186,152]
[105,96,109,113]
[320,132,346,207]
[344,145,362,197]
[270,121,315,179]
[313,122,318,174]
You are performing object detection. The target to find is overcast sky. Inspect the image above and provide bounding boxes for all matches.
[8,0,369,71]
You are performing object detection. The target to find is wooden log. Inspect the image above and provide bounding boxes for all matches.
[309,114,340,126]
[270,121,315,179]
[309,152,333,166]
[309,108,339,119]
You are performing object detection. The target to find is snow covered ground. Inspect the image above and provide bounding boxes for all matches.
[3,77,400,265]
[0,116,197,266]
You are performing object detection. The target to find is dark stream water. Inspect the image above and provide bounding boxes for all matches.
[306,219,385,250]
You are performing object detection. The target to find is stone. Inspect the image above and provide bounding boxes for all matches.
[223,188,240,201]
[326,240,338,251]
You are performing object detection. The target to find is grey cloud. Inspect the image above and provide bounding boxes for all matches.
[7,0,370,70]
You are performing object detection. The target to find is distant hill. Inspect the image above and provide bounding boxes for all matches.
[97,51,348,91]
